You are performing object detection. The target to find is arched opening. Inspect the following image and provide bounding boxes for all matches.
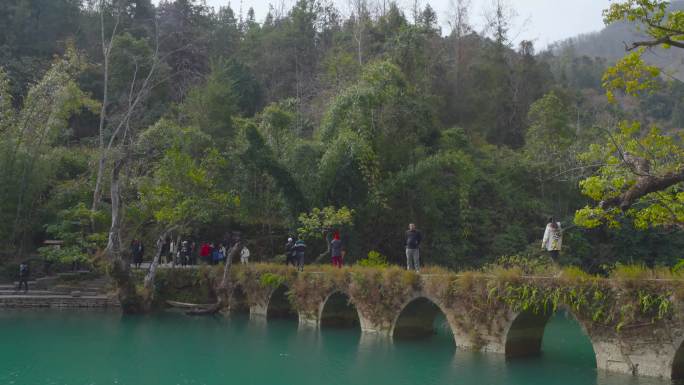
[229,286,249,313]
[671,341,684,380]
[505,310,552,358]
[393,297,451,339]
[320,292,359,328]
[505,310,597,368]
[267,285,296,319]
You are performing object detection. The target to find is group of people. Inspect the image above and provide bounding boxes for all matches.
[281,225,421,273]
[401,218,564,273]
[284,237,307,271]
[130,236,252,268]
[126,218,563,272]
[198,241,251,265]
[282,232,346,272]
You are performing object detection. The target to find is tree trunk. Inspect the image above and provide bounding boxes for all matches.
[187,242,241,316]
[315,230,333,263]
[143,234,166,292]
[92,156,107,212]
[104,159,124,257]
[92,1,114,212]
[102,159,144,314]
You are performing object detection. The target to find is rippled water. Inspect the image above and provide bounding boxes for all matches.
[0,310,674,385]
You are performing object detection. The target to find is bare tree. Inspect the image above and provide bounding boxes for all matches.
[448,0,471,39]
[92,0,121,212]
[103,19,162,261]
[482,0,517,47]
[448,0,471,102]
[349,0,368,65]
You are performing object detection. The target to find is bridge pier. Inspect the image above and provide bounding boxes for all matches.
[589,325,684,379]
[250,303,268,318]
[298,311,318,328]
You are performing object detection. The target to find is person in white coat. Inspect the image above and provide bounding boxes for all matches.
[542,217,562,261]
[240,245,251,264]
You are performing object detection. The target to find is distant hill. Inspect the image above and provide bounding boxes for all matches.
[550,1,684,80]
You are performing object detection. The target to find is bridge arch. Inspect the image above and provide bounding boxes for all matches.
[504,307,598,365]
[267,284,297,319]
[391,295,458,343]
[319,291,361,328]
[669,337,684,380]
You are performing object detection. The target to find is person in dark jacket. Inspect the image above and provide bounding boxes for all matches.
[211,244,220,265]
[180,241,190,266]
[331,232,343,268]
[17,262,29,293]
[285,237,295,266]
[131,239,144,269]
[405,223,422,272]
[294,238,306,272]
[161,238,170,265]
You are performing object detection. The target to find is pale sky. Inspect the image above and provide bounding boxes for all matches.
[162,0,613,49]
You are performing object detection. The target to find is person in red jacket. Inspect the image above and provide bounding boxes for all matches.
[200,242,211,264]
[331,232,343,268]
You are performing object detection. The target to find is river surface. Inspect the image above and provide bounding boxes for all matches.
[0,310,676,385]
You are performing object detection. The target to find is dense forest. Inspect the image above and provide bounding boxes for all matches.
[1,0,684,274]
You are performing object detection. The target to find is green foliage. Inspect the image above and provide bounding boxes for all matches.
[259,272,285,289]
[674,259,684,273]
[297,206,354,239]
[357,250,389,267]
[484,255,556,276]
[184,59,239,140]
[7,0,684,273]
[603,49,661,102]
[243,123,308,217]
[524,91,575,161]
[487,270,674,330]
[38,202,107,264]
[138,135,238,233]
[109,33,155,93]
[575,120,684,229]
[0,45,98,248]
[603,0,684,49]
[575,0,684,230]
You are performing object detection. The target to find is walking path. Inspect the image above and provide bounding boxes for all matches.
[0,271,118,308]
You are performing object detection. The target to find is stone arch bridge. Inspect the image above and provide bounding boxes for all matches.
[176,265,684,380]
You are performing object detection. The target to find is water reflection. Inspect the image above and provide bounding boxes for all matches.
[0,310,677,385]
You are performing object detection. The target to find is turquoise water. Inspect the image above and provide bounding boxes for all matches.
[0,310,673,385]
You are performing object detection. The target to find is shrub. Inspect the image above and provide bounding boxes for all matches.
[260,272,285,289]
[357,250,389,268]
[484,255,556,276]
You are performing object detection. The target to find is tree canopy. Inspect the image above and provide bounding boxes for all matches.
[3,0,684,273]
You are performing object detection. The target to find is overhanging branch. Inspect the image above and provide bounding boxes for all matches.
[600,168,684,211]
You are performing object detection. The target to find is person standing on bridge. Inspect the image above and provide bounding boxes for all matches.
[542,217,563,261]
[180,241,190,266]
[405,223,422,273]
[131,239,144,269]
[294,237,306,272]
[331,232,343,268]
[285,237,295,266]
[240,244,251,264]
[161,237,170,265]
